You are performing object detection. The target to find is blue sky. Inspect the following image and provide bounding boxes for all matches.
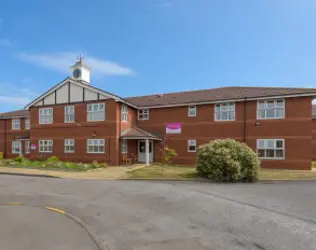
[0,0,316,112]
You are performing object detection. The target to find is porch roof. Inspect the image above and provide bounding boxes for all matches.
[121,127,162,140]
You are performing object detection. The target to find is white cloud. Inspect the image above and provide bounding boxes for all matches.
[155,1,172,8]
[0,38,12,47]
[0,82,38,106]
[18,52,134,77]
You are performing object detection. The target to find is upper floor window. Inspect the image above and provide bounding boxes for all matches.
[39,108,53,124]
[257,139,284,159]
[64,106,75,123]
[87,139,104,153]
[87,103,105,121]
[215,103,235,121]
[25,141,30,154]
[121,104,128,122]
[39,140,53,153]
[64,139,75,153]
[188,140,197,152]
[121,139,128,153]
[25,119,30,130]
[138,109,149,120]
[257,99,285,119]
[188,106,197,117]
[12,119,20,130]
[12,141,20,154]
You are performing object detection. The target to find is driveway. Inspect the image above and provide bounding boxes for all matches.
[0,176,315,250]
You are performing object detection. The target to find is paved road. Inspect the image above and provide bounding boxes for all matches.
[0,176,315,250]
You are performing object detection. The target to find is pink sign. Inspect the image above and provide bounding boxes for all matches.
[31,144,36,150]
[166,123,181,134]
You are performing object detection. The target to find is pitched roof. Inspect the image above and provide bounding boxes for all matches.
[125,86,316,108]
[121,127,162,140]
[0,110,29,119]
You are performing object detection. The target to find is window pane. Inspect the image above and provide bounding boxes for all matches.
[276,140,283,148]
[258,149,265,158]
[258,140,265,149]
[258,101,265,109]
[258,110,265,118]
[222,111,228,120]
[276,149,284,158]
[267,101,274,108]
[266,140,274,149]
[276,100,284,108]
[189,146,196,151]
[266,109,275,118]
[276,109,284,118]
[215,112,221,121]
[266,149,275,158]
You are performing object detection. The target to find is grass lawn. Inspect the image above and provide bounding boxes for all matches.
[127,165,198,179]
[128,164,316,181]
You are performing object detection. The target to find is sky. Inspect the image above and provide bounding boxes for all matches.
[0,0,316,112]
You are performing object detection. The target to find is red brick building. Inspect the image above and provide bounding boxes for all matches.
[1,60,316,170]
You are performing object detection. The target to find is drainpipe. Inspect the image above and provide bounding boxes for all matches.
[243,98,247,143]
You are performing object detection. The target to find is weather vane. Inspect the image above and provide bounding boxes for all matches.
[77,54,84,62]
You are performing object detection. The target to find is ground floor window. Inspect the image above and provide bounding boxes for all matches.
[257,139,284,159]
[25,141,30,154]
[87,139,104,153]
[188,140,196,152]
[39,140,53,153]
[12,141,20,154]
[121,139,128,153]
[64,139,75,153]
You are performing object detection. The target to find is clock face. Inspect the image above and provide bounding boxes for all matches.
[73,68,81,78]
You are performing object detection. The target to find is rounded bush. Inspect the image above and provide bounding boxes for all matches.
[197,139,260,182]
[46,156,59,162]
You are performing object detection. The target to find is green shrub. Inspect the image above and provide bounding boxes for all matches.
[14,156,25,163]
[92,160,100,168]
[197,139,260,182]
[99,162,108,168]
[46,156,59,162]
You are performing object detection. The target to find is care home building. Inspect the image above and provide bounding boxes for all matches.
[1,59,316,170]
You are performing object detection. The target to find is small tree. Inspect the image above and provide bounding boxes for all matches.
[160,146,177,175]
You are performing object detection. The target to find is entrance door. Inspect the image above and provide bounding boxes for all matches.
[138,140,153,163]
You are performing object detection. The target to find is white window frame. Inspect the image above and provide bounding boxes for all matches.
[257,99,285,120]
[25,141,30,154]
[188,106,197,117]
[188,140,197,152]
[214,103,235,121]
[39,140,53,153]
[138,109,149,120]
[25,118,30,130]
[121,139,128,153]
[87,139,105,154]
[257,139,285,160]
[64,139,75,153]
[87,103,105,122]
[12,119,20,130]
[121,104,128,122]
[39,108,53,124]
[64,105,75,123]
[12,141,20,154]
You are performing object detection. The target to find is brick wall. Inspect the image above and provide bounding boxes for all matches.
[136,97,313,170]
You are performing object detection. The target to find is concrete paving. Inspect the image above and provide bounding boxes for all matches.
[0,176,315,250]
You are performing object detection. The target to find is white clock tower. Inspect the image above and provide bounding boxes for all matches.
[71,56,90,84]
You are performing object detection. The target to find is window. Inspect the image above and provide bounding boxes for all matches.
[138,109,149,120]
[188,106,197,117]
[121,104,128,122]
[64,106,75,123]
[87,139,104,153]
[121,139,128,153]
[257,99,285,119]
[39,108,53,124]
[188,140,196,152]
[25,119,30,130]
[87,103,105,121]
[257,139,285,159]
[215,103,235,121]
[25,141,30,154]
[64,139,74,153]
[12,119,20,130]
[39,140,53,153]
[12,141,20,154]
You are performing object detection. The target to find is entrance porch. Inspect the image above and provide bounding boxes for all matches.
[120,127,162,166]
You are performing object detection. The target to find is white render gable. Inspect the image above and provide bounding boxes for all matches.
[24,78,135,109]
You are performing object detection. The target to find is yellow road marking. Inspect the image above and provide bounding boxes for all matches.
[2,202,22,205]
[45,207,66,214]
